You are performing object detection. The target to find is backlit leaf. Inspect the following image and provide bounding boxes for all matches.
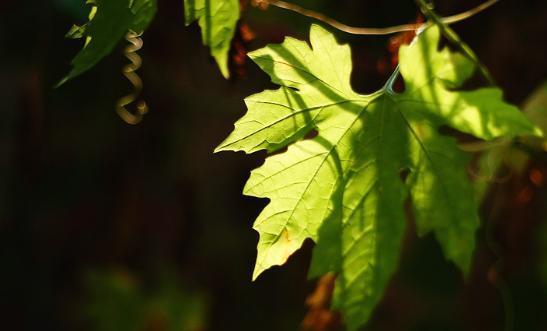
[216,24,540,330]
[184,0,240,78]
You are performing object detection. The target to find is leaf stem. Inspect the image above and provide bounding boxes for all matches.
[384,65,401,94]
[415,0,496,85]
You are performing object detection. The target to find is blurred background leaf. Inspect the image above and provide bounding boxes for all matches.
[83,268,207,331]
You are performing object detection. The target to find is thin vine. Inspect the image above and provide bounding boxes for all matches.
[252,0,499,36]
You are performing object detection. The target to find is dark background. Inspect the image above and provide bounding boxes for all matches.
[1,0,547,330]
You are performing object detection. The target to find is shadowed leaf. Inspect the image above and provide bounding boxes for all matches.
[58,0,157,86]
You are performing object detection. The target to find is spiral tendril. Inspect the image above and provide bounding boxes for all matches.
[116,30,148,125]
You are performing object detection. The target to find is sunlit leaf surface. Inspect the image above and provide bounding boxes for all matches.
[184,0,240,78]
[217,24,540,330]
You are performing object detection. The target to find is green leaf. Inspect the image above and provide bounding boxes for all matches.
[58,0,157,86]
[216,24,540,330]
[184,0,240,78]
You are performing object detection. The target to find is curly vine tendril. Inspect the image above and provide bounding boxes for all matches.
[116,30,148,125]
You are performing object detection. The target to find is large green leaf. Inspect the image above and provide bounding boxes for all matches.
[216,24,540,330]
[183,0,240,78]
[58,0,157,86]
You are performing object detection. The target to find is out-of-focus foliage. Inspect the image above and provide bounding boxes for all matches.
[523,82,547,133]
[183,0,240,78]
[472,80,547,293]
[475,81,547,199]
[216,24,540,330]
[59,0,157,85]
[84,269,207,331]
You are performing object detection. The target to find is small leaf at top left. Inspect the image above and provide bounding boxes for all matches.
[57,0,157,87]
